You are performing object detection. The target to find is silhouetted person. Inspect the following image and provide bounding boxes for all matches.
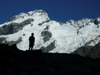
[29,33,35,50]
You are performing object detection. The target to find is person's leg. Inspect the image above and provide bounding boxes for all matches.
[29,47,30,50]
[31,44,33,50]
[29,43,31,50]
[31,47,32,50]
[31,47,33,50]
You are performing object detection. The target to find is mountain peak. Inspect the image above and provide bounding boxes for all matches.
[0,10,100,53]
[27,10,48,16]
[6,10,49,23]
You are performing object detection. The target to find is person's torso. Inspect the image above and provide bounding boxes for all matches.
[29,36,35,43]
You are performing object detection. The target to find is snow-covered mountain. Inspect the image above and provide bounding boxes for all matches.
[0,10,100,53]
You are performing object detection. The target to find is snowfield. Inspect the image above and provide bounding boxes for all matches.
[0,10,100,53]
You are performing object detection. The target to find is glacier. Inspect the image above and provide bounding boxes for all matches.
[0,10,100,53]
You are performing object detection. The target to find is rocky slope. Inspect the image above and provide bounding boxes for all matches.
[72,42,100,59]
[0,10,100,53]
[1,43,100,74]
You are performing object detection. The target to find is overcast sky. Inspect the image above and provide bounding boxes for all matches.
[0,0,100,24]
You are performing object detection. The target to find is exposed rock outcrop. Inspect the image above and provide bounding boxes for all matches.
[0,19,34,35]
[72,42,100,59]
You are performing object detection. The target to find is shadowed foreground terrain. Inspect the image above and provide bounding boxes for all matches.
[0,44,100,75]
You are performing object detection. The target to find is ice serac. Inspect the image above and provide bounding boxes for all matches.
[0,10,100,53]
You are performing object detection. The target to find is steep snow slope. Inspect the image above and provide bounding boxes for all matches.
[0,10,100,53]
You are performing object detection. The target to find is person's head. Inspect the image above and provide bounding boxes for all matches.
[31,33,34,36]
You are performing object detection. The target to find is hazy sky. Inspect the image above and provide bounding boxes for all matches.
[0,0,100,24]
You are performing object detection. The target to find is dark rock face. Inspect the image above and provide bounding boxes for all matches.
[90,43,100,58]
[41,31,52,43]
[85,35,100,46]
[41,41,55,52]
[0,37,6,43]
[94,18,100,28]
[38,20,50,26]
[0,18,34,35]
[72,46,93,57]
[0,37,22,46]
[7,16,17,22]
[5,37,22,46]
[94,18,100,25]
[72,42,100,59]
[41,26,53,53]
